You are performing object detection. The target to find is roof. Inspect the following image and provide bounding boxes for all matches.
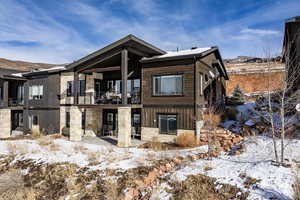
[285,16,300,23]
[22,65,66,77]
[141,47,215,63]
[66,34,166,70]
[142,47,212,61]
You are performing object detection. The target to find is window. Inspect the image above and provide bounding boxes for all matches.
[29,85,43,100]
[153,75,183,96]
[81,112,86,129]
[205,74,209,82]
[66,112,70,128]
[199,73,203,96]
[158,114,177,134]
[79,80,86,96]
[67,81,73,97]
[0,87,3,100]
[33,115,38,125]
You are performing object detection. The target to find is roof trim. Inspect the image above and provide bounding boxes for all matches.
[66,34,166,70]
[140,47,216,63]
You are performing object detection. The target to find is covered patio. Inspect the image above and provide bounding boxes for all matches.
[65,35,165,147]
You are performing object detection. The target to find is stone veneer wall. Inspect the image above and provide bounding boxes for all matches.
[69,106,83,141]
[117,107,131,147]
[78,73,103,104]
[85,108,102,136]
[0,109,11,138]
[141,127,195,143]
[60,72,74,105]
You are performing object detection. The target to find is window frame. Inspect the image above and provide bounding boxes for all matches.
[29,84,43,100]
[67,81,73,97]
[79,80,86,96]
[152,74,184,97]
[157,113,178,135]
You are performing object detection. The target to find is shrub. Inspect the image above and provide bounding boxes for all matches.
[31,126,43,138]
[227,85,245,105]
[293,170,300,200]
[221,107,238,121]
[176,133,198,148]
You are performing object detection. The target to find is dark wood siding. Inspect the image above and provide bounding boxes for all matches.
[142,106,194,130]
[23,73,60,134]
[142,63,195,105]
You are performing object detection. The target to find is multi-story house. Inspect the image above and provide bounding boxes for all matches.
[0,35,228,146]
[283,16,300,93]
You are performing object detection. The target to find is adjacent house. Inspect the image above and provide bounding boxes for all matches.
[283,16,300,93]
[0,34,228,146]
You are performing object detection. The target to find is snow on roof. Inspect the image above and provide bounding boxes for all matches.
[143,47,212,60]
[36,65,66,72]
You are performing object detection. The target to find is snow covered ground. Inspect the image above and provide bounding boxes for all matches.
[170,136,299,200]
[0,137,208,171]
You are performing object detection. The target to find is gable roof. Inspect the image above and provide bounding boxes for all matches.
[66,34,165,70]
[141,47,213,63]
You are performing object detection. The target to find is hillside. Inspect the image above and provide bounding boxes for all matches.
[0,58,61,72]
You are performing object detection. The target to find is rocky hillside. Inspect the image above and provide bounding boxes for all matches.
[0,58,60,72]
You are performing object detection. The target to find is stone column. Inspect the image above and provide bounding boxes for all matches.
[0,109,11,138]
[69,106,82,141]
[117,107,131,147]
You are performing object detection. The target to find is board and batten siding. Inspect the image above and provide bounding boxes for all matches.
[141,61,196,130]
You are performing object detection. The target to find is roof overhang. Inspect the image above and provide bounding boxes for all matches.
[66,34,165,71]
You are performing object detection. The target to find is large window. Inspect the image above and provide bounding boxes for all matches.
[79,80,86,96]
[158,114,177,134]
[29,85,43,100]
[153,75,183,96]
[67,81,73,97]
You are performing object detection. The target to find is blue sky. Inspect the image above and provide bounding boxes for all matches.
[0,0,299,64]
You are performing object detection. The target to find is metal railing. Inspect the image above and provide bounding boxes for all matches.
[8,98,24,107]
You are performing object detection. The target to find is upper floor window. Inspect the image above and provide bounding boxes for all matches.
[29,85,43,100]
[79,80,86,96]
[153,74,183,96]
[67,81,73,97]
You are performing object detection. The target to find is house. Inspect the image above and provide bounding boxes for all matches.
[0,34,228,146]
[283,16,300,93]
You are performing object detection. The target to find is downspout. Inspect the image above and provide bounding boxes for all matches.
[193,56,197,133]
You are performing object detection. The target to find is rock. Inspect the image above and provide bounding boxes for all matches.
[11,130,23,137]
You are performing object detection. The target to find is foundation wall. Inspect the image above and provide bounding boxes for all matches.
[141,127,195,143]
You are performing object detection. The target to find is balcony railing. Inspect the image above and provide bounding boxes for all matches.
[77,90,141,105]
[8,98,24,107]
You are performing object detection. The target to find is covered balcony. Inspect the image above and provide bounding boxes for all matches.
[67,34,166,107]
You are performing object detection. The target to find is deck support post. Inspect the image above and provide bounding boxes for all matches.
[0,109,11,138]
[121,49,128,105]
[69,106,82,141]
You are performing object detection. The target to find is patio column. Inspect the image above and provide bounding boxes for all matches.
[69,106,82,141]
[121,49,128,105]
[0,109,11,138]
[117,107,131,147]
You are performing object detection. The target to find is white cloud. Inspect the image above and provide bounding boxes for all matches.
[241,28,280,36]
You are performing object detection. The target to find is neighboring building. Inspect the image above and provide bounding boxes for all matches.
[226,62,285,99]
[283,16,300,93]
[0,35,228,145]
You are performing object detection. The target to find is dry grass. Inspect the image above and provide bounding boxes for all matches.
[169,174,249,200]
[86,151,101,162]
[176,133,199,148]
[293,169,300,200]
[37,136,53,146]
[73,145,88,153]
[49,143,60,151]
[0,169,38,200]
[31,126,43,138]
[6,143,17,155]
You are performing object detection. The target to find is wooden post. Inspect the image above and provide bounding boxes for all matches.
[121,49,128,105]
[3,81,8,107]
[74,72,79,105]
